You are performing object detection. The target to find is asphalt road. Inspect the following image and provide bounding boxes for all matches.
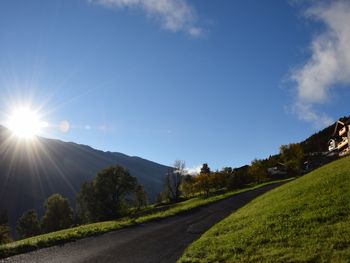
[2,181,288,263]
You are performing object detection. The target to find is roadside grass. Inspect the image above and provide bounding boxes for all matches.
[0,178,292,259]
[178,156,350,263]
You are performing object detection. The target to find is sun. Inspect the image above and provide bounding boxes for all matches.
[7,107,47,139]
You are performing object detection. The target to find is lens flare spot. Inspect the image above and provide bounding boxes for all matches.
[59,120,70,133]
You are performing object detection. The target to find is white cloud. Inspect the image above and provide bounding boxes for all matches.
[89,0,202,36]
[184,164,201,176]
[290,1,350,126]
[292,102,333,128]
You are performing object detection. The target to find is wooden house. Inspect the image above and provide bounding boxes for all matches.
[329,119,350,157]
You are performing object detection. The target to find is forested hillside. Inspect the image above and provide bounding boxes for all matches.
[300,116,349,153]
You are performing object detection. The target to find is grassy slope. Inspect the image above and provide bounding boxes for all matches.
[0,178,291,259]
[179,157,350,263]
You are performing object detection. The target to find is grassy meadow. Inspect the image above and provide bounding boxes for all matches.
[179,156,350,262]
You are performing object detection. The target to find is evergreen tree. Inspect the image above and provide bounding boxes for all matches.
[16,209,41,239]
[200,163,211,174]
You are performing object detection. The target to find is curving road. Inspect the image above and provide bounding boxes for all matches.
[2,181,288,263]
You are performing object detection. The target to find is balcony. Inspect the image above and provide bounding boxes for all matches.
[339,126,347,136]
[337,137,349,150]
[339,147,350,157]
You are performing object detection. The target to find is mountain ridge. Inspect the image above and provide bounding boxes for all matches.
[0,125,170,229]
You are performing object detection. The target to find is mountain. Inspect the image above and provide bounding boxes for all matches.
[0,126,170,228]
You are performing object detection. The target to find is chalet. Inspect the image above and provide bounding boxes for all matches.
[329,118,350,157]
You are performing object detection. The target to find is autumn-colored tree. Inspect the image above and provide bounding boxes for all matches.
[195,164,213,197]
[248,159,268,184]
[211,171,227,190]
[195,173,212,197]
[180,174,195,198]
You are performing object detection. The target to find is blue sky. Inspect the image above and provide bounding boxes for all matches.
[0,0,350,171]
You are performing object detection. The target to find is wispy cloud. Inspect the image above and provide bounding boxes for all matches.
[89,0,202,36]
[290,0,350,127]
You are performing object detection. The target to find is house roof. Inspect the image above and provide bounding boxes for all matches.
[332,118,350,137]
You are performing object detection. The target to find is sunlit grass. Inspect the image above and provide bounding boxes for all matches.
[178,156,350,263]
[0,178,292,259]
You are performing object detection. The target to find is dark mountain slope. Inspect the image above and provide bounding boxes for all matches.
[300,116,349,153]
[0,126,170,228]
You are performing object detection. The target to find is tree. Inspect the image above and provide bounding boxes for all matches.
[76,181,98,224]
[211,171,227,190]
[94,166,137,220]
[0,210,11,244]
[221,167,239,190]
[0,210,9,226]
[76,166,138,222]
[180,174,195,198]
[200,163,211,174]
[41,194,73,233]
[165,160,185,202]
[134,185,148,210]
[16,209,41,239]
[156,191,168,204]
[248,159,268,184]
[195,172,212,197]
[280,143,304,175]
[195,163,213,197]
[0,225,11,244]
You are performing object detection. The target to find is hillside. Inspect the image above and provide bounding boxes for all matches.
[300,115,349,153]
[179,156,350,262]
[0,126,170,228]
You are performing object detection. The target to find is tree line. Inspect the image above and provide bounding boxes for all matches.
[157,143,304,202]
[0,166,148,243]
[0,143,304,244]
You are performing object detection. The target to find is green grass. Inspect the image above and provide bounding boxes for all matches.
[179,157,350,263]
[0,178,292,259]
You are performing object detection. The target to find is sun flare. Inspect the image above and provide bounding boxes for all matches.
[7,107,47,139]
